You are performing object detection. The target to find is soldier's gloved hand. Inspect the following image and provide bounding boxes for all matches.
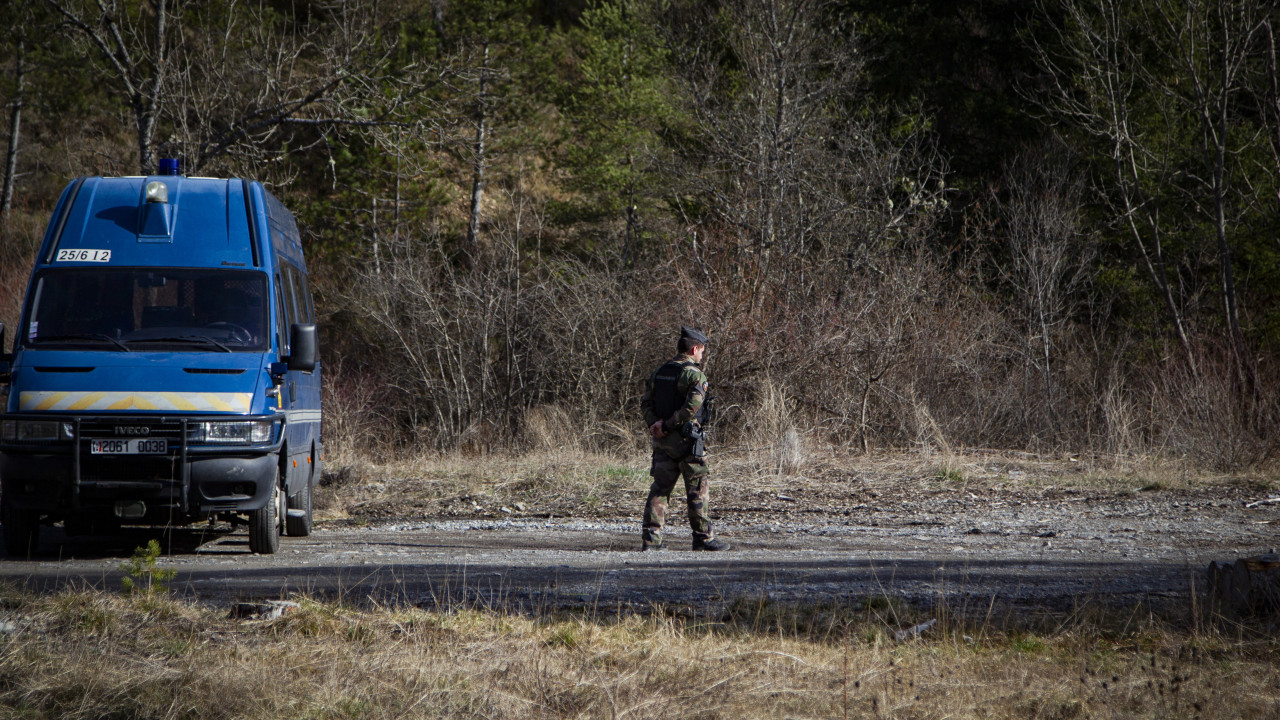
[649,420,667,438]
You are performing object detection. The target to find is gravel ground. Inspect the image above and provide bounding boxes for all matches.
[2,458,1278,616]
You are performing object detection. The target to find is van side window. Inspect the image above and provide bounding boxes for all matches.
[281,262,301,325]
[293,268,314,324]
[274,274,290,353]
[285,265,304,324]
[295,265,313,320]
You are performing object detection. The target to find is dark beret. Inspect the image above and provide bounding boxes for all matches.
[680,326,708,345]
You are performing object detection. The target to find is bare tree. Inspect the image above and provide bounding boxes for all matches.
[169,0,434,176]
[464,41,490,263]
[347,208,655,451]
[49,0,422,176]
[1030,0,1198,374]
[2,38,25,223]
[1031,0,1277,392]
[1146,0,1268,399]
[1,1,57,226]
[670,0,944,308]
[990,141,1094,439]
[47,0,171,173]
[1265,20,1280,218]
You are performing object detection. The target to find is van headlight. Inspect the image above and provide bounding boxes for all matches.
[1,420,74,442]
[192,420,276,444]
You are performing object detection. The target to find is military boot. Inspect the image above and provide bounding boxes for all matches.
[641,532,665,551]
[692,537,730,551]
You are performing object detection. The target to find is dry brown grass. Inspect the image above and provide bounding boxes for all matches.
[315,443,1275,527]
[0,213,43,340]
[317,449,656,522]
[1,585,1278,719]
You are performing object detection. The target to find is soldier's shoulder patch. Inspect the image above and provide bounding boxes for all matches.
[680,363,706,378]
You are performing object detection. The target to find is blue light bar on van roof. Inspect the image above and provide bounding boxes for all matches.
[158,158,181,176]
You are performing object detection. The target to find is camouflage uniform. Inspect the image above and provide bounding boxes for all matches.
[640,351,716,548]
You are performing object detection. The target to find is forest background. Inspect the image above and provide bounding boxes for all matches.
[1,0,1278,472]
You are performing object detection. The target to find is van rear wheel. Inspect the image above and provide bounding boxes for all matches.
[248,474,282,554]
[2,495,40,558]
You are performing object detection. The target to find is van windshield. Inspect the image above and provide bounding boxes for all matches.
[23,268,270,352]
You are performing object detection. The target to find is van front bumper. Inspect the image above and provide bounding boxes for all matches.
[0,414,284,520]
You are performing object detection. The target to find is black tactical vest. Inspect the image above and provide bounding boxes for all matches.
[651,359,693,420]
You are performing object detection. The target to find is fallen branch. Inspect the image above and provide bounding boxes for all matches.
[1244,497,1280,508]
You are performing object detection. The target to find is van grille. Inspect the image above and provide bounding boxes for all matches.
[77,417,188,441]
[76,418,186,487]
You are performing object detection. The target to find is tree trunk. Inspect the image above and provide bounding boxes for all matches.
[465,42,490,265]
[624,152,635,268]
[858,379,872,455]
[622,0,635,268]
[1264,21,1280,250]
[48,0,169,175]
[1204,10,1258,421]
[1116,148,1198,377]
[136,0,168,173]
[138,0,166,172]
[2,39,25,223]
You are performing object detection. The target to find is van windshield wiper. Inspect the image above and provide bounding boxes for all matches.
[127,335,233,352]
[33,333,131,351]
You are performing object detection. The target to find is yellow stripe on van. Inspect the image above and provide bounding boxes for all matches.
[202,393,232,412]
[34,392,69,411]
[68,391,108,411]
[18,391,254,413]
[161,392,198,411]
[108,395,136,410]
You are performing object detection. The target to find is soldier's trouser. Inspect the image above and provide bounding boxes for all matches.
[642,450,712,545]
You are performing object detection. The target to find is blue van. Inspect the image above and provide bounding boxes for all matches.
[0,162,321,555]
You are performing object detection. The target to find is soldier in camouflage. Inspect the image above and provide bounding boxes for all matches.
[639,326,730,551]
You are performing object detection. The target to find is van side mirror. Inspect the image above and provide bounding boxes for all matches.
[287,323,317,372]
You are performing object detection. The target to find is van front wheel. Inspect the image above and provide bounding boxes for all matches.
[286,475,313,537]
[248,474,282,554]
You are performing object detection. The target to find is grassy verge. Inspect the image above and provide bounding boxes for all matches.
[2,585,1278,719]
[315,446,1278,525]
[316,450,656,523]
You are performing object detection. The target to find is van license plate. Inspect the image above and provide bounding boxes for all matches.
[90,438,168,455]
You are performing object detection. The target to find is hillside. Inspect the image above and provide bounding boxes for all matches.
[1,0,1278,465]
